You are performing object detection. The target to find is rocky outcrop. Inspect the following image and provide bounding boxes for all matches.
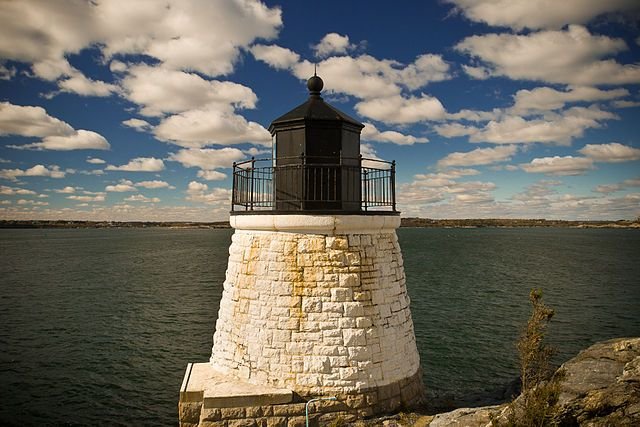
[423,337,640,427]
[553,337,640,426]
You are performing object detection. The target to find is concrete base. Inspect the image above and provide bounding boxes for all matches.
[181,363,294,408]
[179,362,425,427]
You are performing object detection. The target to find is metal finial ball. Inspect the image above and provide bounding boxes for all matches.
[307,75,323,94]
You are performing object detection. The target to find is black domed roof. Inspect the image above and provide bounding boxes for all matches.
[268,74,363,134]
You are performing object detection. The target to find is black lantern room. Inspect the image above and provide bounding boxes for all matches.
[268,74,364,211]
[230,74,397,214]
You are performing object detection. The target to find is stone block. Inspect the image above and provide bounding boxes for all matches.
[179,401,203,424]
[221,407,246,419]
[347,346,371,361]
[330,287,352,302]
[322,302,344,314]
[355,317,372,328]
[304,356,331,374]
[297,237,325,253]
[200,421,227,427]
[338,318,356,329]
[344,252,360,266]
[266,417,288,427]
[326,236,348,250]
[200,408,222,421]
[339,366,359,381]
[301,298,322,314]
[228,419,256,427]
[348,234,361,247]
[272,403,306,416]
[339,273,359,287]
[343,302,364,317]
[287,416,306,427]
[342,329,366,346]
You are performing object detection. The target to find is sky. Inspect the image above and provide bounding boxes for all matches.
[0,0,639,222]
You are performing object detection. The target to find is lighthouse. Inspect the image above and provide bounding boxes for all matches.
[179,75,424,426]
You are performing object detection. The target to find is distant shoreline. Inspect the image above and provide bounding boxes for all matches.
[1,218,638,229]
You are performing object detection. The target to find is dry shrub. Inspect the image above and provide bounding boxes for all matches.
[494,289,563,427]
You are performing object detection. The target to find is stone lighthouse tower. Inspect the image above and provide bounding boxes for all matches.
[179,75,424,426]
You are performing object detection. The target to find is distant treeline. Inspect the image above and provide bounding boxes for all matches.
[0,220,231,229]
[399,217,640,228]
[1,218,638,229]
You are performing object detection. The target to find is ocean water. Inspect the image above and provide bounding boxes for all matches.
[0,227,638,425]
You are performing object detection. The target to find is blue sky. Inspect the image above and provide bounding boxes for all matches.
[0,0,639,221]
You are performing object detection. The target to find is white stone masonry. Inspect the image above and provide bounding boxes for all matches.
[209,215,421,398]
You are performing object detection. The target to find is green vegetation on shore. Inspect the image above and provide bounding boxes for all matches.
[399,217,640,228]
[1,217,638,229]
[0,220,231,229]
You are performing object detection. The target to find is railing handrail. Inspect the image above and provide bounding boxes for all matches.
[231,155,396,213]
[234,155,393,168]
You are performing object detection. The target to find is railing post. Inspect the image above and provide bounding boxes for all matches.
[300,152,305,210]
[231,162,236,211]
[391,160,396,212]
[363,169,368,211]
[250,157,255,211]
[358,154,363,209]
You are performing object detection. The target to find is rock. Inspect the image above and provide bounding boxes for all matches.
[428,405,503,427]
[426,337,640,427]
[553,338,640,426]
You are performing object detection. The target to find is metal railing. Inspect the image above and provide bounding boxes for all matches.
[231,155,396,213]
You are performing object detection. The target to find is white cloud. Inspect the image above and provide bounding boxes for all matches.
[57,73,119,97]
[54,186,77,194]
[512,86,629,113]
[579,142,640,163]
[250,44,300,70]
[135,180,172,189]
[313,33,355,58]
[292,54,451,99]
[397,168,493,210]
[105,179,137,192]
[434,123,479,138]
[0,63,16,80]
[197,170,227,181]
[355,94,446,124]
[456,25,640,85]
[86,157,106,164]
[106,157,165,172]
[121,64,257,117]
[0,185,36,195]
[168,147,245,171]
[16,130,110,151]
[520,156,594,176]
[446,0,640,30]
[438,145,518,168]
[154,107,271,148]
[446,109,501,122]
[612,100,640,108]
[67,194,105,203]
[0,0,282,79]
[109,60,127,73]
[16,199,48,206]
[0,164,66,181]
[0,102,110,150]
[461,65,491,80]
[594,178,640,193]
[186,181,231,205]
[361,123,428,145]
[469,106,617,145]
[124,194,160,203]
[0,102,73,137]
[122,118,152,132]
